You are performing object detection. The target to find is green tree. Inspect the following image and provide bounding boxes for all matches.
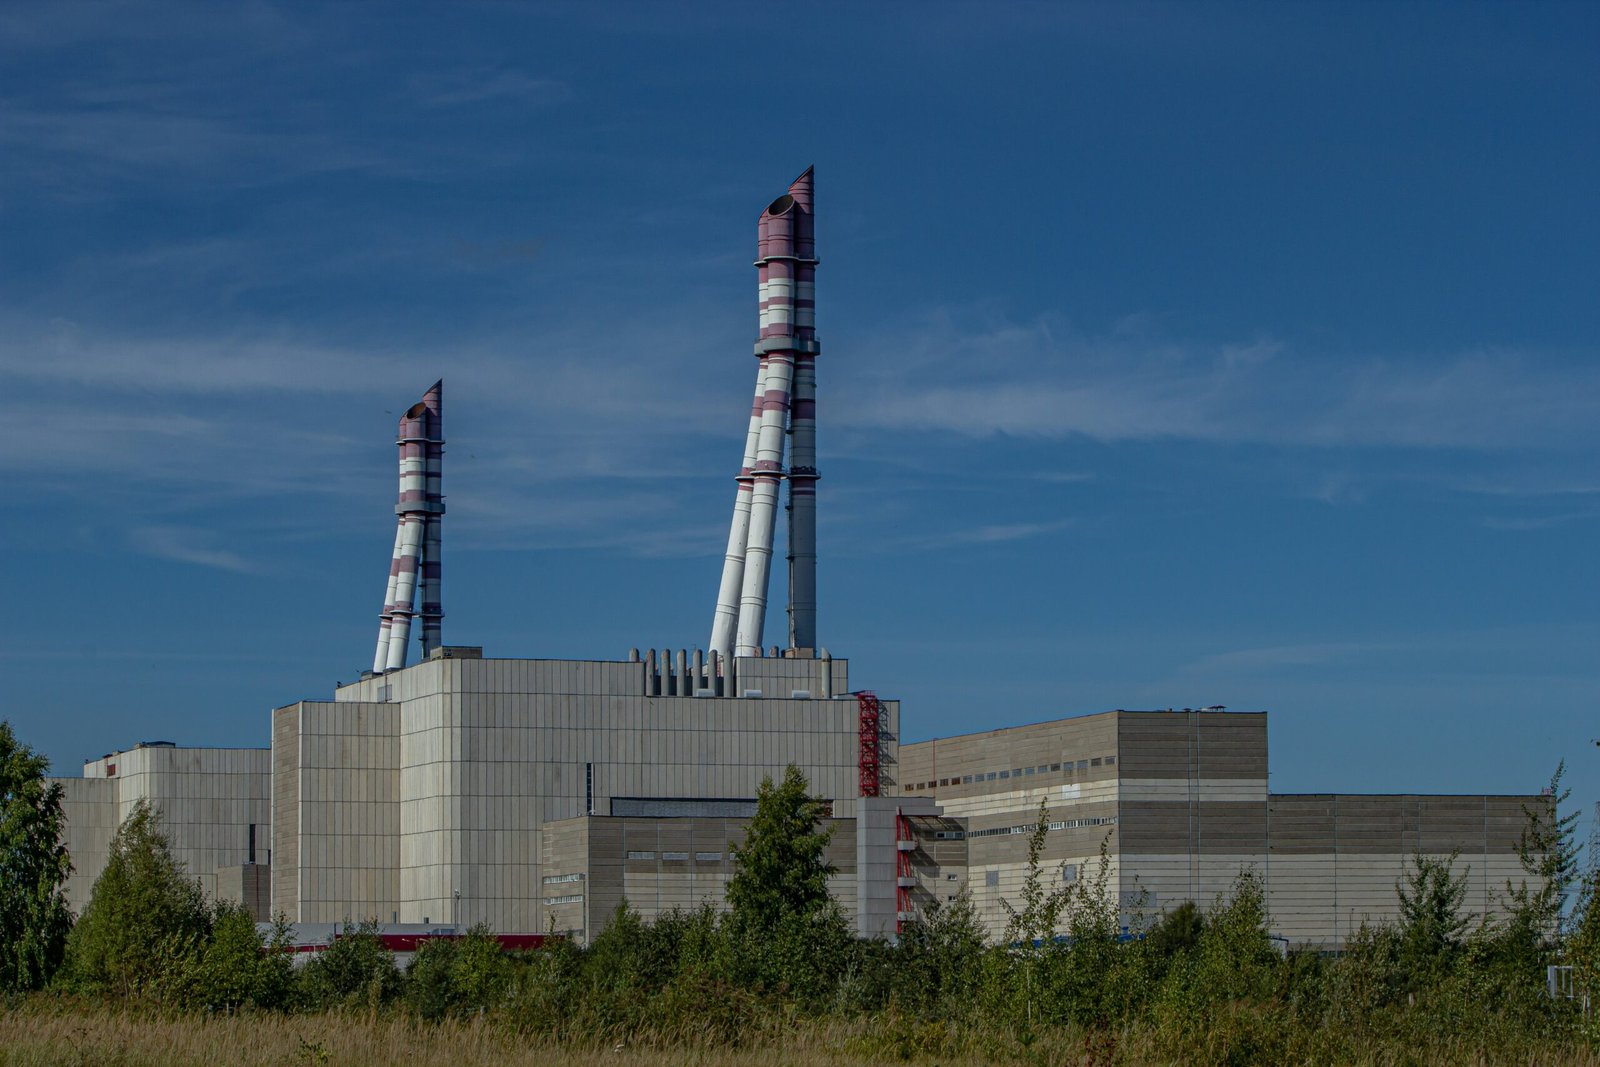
[896,890,987,1017]
[62,798,211,998]
[191,903,294,1011]
[1566,868,1600,1008]
[1192,868,1278,1003]
[297,919,402,1011]
[0,721,73,992]
[1001,799,1070,949]
[1144,900,1203,962]
[727,765,836,931]
[1500,762,1580,970]
[1395,850,1471,978]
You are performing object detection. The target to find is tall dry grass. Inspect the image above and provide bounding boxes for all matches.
[5,1001,1600,1067]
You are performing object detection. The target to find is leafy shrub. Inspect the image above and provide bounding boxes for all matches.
[61,799,211,999]
[296,919,401,1012]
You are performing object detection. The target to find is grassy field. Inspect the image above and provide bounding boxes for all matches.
[5,1002,1600,1067]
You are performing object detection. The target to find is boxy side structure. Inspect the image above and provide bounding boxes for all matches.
[897,710,1533,945]
[270,649,890,934]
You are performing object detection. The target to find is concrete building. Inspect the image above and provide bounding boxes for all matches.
[57,742,270,917]
[44,168,1545,954]
[897,709,1533,946]
[269,648,892,933]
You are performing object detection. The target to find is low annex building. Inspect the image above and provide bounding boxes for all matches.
[896,710,1532,946]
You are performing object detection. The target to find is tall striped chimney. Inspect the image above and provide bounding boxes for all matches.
[372,381,445,672]
[710,168,819,662]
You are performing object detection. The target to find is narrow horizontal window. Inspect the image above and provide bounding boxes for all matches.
[625,851,654,860]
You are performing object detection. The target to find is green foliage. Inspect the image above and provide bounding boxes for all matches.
[405,926,513,1022]
[1395,850,1471,980]
[1503,762,1580,964]
[727,765,836,934]
[738,899,853,1006]
[1000,800,1070,949]
[0,721,73,993]
[188,903,294,1011]
[1567,866,1600,1007]
[1191,869,1279,1004]
[1143,899,1203,970]
[14,753,1596,1062]
[893,890,986,1017]
[296,919,402,1011]
[62,798,211,998]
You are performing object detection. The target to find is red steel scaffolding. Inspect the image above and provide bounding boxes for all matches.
[895,808,914,933]
[856,691,882,797]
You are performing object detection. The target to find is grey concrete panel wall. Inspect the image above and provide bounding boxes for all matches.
[1116,711,1268,781]
[290,701,398,924]
[539,814,858,944]
[215,863,271,920]
[1120,801,1268,856]
[69,745,270,907]
[52,776,117,915]
[900,711,1121,803]
[301,657,881,931]
[273,706,301,917]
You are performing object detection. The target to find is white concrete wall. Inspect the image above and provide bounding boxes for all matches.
[59,746,270,910]
[282,655,889,931]
[52,777,117,915]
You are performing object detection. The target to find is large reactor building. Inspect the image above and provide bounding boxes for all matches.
[52,170,1538,948]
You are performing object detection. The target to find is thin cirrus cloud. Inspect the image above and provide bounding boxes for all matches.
[127,524,256,573]
[1179,641,1404,675]
[838,312,1599,452]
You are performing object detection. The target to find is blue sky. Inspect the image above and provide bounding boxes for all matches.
[2,2,1596,812]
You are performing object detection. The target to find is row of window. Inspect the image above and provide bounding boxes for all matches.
[967,816,1116,839]
[542,872,582,885]
[624,850,724,862]
[545,893,583,905]
[906,756,1116,793]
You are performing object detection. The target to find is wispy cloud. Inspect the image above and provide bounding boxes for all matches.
[128,524,256,572]
[1180,641,1406,675]
[836,310,1600,452]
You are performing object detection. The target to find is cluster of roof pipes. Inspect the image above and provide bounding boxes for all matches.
[628,647,835,699]
[371,380,445,673]
[709,166,820,664]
